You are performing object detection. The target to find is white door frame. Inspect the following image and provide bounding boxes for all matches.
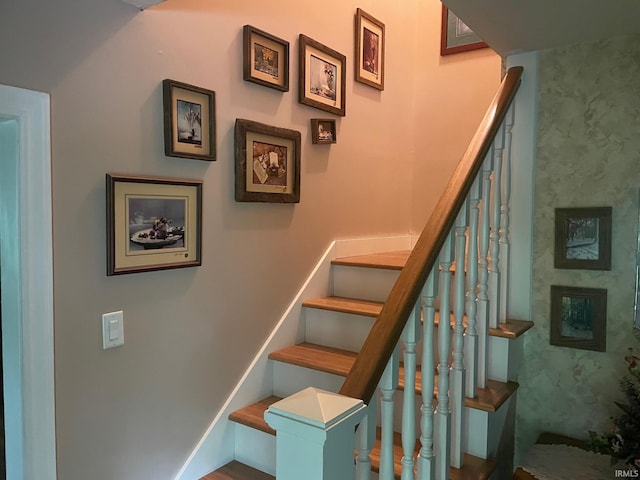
[0,84,56,480]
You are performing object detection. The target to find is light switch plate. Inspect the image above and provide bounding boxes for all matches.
[102,311,124,349]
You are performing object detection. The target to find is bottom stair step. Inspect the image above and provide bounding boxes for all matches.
[200,460,275,480]
[229,397,497,480]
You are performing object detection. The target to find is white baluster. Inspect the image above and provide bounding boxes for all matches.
[417,267,438,480]
[435,232,453,480]
[450,203,468,469]
[401,305,421,480]
[465,176,481,396]
[379,346,399,480]
[356,401,376,480]
[500,104,515,324]
[489,124,505,329]
[477,150,493,389]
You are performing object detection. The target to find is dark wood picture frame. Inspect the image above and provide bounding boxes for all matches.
[106,173,203,276]
[234,119,301,203]
[310,119,336,145]
[163,79,216,161]
[440,6,489,56]
[554,207,612,270]
[298,34,346,116]
[355,8,385,91]
[550,285,607,352]
[243,25,290,92]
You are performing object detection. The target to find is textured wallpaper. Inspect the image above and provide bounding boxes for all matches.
[515,33,640,463]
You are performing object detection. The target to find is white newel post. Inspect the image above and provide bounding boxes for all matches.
[264,387,368,480]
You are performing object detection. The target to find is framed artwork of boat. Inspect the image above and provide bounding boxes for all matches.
[106,173,203,275]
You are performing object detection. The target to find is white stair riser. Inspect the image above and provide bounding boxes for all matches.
[332,265,399,302]
[487,335,524,383]
[304,308,375,352]
[272,361,344,398]
[234,424,276,476]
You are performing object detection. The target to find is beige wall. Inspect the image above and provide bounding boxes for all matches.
[516,33,640,462]
[411,1,501,229]
[0,0,499,478]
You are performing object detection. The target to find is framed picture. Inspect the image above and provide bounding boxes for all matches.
[163,79,216,161]
[298,34,346,116]
[106,173,202,276]
[234,119,301,203]
[310,119,336,145]
[550,285,607,352]
[355,8,385,91]
[243,25,289,92]
[440,6,489,55]
[554,207,612,270]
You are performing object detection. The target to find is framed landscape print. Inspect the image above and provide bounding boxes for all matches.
[554,207,612,270]
[550,285,607,352]
[106,173,203,275]
[234,119,301,203]
[440,6,488,55]
[243,25,290,92]
[163,79,216,161]
[298,34,346,116]
[355,8,385,90]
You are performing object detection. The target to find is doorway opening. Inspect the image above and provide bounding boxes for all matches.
[0,85,56,480]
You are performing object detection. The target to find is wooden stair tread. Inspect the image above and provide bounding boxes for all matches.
[332,250,410,270]
[397,365,518,413]
[489,318,534,339]
[200,460,274,480]
[268,342,357,377]
[370,428,497,480]
[228,395,281,435]
[270,343,518,413]
[302,296,383,317]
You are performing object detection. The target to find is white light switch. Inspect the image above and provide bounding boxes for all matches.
[102,311,124,349]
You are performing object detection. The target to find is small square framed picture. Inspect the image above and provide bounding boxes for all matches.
[243,25,289,92]
[554,206,612,270]
[310,119,336,145]
[163,79,216,161]
[234,119,301,203]
[355,8,385,90]
[298,34,346,117]
[550,285,607,352]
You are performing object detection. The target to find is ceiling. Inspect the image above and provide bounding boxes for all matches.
[444,0,640,56]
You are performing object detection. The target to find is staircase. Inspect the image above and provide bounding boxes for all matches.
[181,65,529,480]
[202,249,532,480]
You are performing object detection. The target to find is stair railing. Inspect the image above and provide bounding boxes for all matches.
[265,66,523,480]
[343,66,524,479]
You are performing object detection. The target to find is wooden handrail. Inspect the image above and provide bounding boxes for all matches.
[339,66,524,403]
